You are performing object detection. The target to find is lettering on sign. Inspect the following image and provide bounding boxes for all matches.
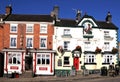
[10,66,19,70]
[39,67,47,70]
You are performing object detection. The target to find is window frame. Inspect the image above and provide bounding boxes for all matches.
[26,35,33,48]
[64,29,70,35]
[40,36,47,49]
[58,59,62,66]
[10,35,17,48]
[102,54,113,64]
[84,54,96,64]
[64,56,70,65]
[37,53,50,65]
[104,42,110,51]
[104,31,109,36]
[26,24,34,33]
[40,24,47,34]
[64,41,70,50]
[8,52,21,65]
[10,24,18,33]
[84,41,91,51]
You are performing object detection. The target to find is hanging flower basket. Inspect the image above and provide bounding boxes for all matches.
[112,47,118,54]
[72,46,82,57]
[75,45,82,52]
[95,47,102,54]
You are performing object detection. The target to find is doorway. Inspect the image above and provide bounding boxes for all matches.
[0,53,4,77]
[73,57,79,71]
[25,56,32,70]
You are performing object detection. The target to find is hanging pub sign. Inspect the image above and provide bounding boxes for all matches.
[82,20,94,38]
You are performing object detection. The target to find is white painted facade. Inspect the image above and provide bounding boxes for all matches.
[53,17,118,71]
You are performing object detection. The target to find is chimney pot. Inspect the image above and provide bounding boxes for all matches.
[5,5,12,15]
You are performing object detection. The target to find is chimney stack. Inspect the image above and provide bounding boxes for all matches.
[105,12,112,23]
[76,10,81,22]
[5,5,12,15]
[52,6,59,20]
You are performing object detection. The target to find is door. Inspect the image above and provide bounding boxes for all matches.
[0,53,4,77]
[74,57,79,71]
[25,56,32,70]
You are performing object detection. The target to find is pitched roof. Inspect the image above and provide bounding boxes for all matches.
[0,14,6,19]
[4,14,53,22]
[96,21,118,29]
[1,14,118,29]
[81,14,118,29]
[55,18,77,27]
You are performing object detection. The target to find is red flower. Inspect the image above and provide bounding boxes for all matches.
[112,47,118,54]
[95,47,101,53]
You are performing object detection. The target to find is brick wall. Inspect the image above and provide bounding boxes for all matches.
[0,23,54,50]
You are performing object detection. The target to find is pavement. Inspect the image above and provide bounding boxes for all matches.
[0,74,117,82]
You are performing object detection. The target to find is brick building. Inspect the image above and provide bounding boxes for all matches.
[0,5,119,77]
[0,6,55,77]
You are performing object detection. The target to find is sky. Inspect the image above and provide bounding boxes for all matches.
[0,0,120,41]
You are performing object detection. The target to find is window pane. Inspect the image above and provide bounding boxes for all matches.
[84,54,95,63]
[37,54,41,64]
[8,53,21,64]
[8,54,12,64]
[40,25,47,33]
[42,54,45,64]
[64,57,69,65]
[64,29,70,35]
[11,26,17,32]
[17,54,21,64]
[58,59,62,66]
[40,38,47,48]
[10,38,16,47]
[46,55,50,64]
[37,59,41,64]
[64,41,70,50]
[27,38,33,48]
[26,26,33,32]
[13,57,16,64]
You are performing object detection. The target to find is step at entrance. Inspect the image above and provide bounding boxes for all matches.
[20,71,33,78]
[76,70,83,75]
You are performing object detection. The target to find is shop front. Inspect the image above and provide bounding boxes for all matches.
[30,49,55,76]
[3,49,25,77]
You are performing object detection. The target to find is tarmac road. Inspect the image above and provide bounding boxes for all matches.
[0,74,120,82]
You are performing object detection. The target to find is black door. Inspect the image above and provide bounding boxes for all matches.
[0,53,4,77]
[25,56,32,70]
